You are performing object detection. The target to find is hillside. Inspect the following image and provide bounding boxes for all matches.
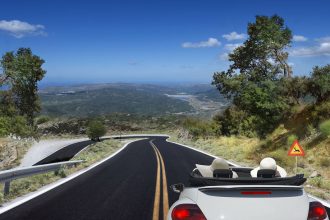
[39,83,228,117]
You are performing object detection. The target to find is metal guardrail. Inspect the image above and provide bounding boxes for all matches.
[0,160,83,196]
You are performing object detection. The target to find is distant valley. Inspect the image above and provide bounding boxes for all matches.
[39,83,229,117]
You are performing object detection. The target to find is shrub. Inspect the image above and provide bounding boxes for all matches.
[182,118,216,139]
[306,124,317,137]
[213,106,250,136]
[311,101,330,123]
[308,65,330,103]
[11,116,34,137]
[0,116,33,137]
[320,157,330,167]
[287,134,298,146]
[319,119,330,137]
[36,116,50,125]
[0,117,11,137]
[55,169,67,178]
[87,120,107,141]
[309,177,323,188]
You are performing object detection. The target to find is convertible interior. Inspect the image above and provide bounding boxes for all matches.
[189,167,307,187]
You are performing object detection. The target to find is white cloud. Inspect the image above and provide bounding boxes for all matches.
[219,43,243,60]
[318,37,330,43]
[0,20,46,38]
[222,32,246,41]
[219,53,229,60]
[182,38,221,48]
[291,37,330,57]
[225,43,242,51]
[293,35,308,42]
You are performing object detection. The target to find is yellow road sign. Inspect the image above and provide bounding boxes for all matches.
[288,140,305,156]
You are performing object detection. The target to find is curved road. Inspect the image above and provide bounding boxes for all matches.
[0,136,213,220]
[1,136,329,219]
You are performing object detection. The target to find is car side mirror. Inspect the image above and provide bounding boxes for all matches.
[171,183,184,193]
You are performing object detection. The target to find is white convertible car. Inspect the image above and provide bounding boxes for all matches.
[168,167,329,220]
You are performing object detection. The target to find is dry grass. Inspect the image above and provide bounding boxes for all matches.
[0,138,34,170]
[169,127,330,201]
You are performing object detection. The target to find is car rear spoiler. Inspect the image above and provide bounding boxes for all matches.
[198,185,303,192]
[189,174,307,187]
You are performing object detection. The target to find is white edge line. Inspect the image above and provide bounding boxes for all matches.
[0,138,142,214]
[165,138,330,208]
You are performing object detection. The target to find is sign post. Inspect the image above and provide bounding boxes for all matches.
[288,140,305,174]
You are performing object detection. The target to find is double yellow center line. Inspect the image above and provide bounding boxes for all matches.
[150,140,169,220]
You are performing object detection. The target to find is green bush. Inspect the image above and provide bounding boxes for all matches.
[87,120,107,141]
[182,118,216,139]
[311,101,330,123]
[287,134,298,146]
[308,65,330,103]
[36,116,50,125]
[55,169,67,178]
[0,116,33,137]
[319,119,330,136]
[0,117,11,136]
[214,105,271,138]
[213,106,249,136]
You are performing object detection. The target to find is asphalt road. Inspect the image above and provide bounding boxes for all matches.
[34,136,156,165]
[0,136,213,220]
[1,136,329,219]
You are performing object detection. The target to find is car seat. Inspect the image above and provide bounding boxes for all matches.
[257,169,276,178]
[213,169,233,178]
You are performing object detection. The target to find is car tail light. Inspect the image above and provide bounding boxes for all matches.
[308,202,328,220]
[241,191,272,195]
[171,204,206,220]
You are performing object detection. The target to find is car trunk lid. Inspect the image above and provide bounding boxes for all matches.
[196,185,309,220]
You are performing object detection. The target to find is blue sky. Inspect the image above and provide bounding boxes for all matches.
[0,0,330,85]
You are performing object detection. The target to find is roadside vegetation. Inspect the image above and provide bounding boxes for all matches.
[0,48,46,138]
[86,120,107,141]
[0,138,34,170]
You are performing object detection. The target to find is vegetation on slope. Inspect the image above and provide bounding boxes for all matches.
[176,14,330,199]
[0,48,46,137]
[212,15,330,138]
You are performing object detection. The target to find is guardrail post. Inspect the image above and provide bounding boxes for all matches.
[4,181,10,196]
[0,160,83,193]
